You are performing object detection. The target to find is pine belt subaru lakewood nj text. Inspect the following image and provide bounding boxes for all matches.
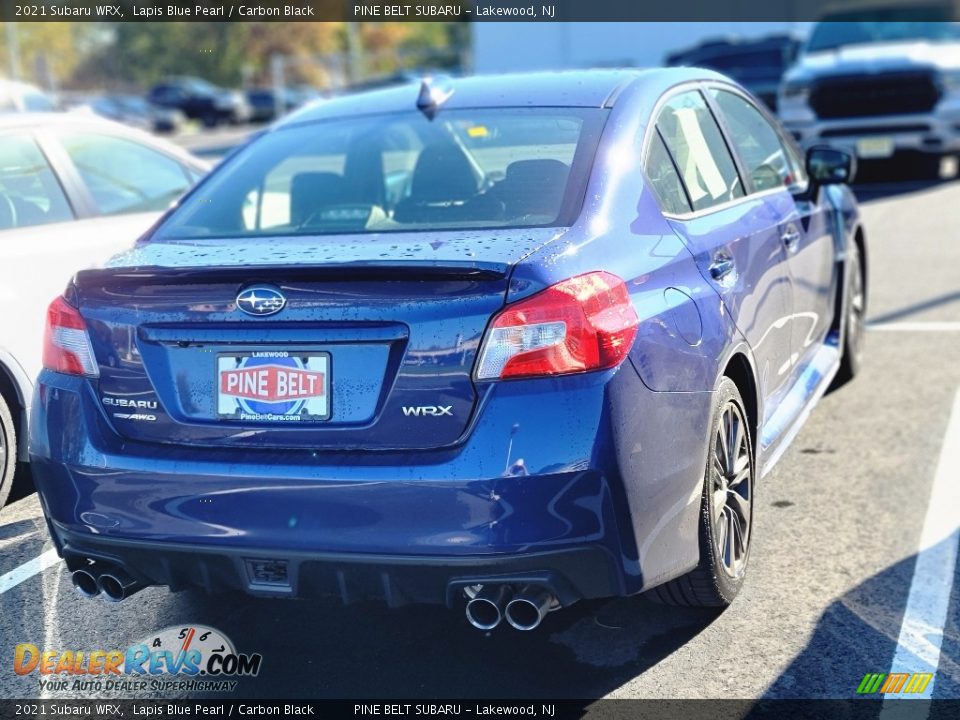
[30,70,867,631]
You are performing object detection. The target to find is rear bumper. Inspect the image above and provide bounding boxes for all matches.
[30,366,711,605]
[49,524,620,607]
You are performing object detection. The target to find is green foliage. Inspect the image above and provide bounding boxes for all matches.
[2,21,467,90]
[0,22,98,85]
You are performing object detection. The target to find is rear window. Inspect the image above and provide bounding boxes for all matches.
[154,108,606,240]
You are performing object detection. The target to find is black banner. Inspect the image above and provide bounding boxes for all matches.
[1,0,958,23]
[2,699,960,720]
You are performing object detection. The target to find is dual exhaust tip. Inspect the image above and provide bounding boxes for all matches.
[75,564,555,623]
[71,563,143,602]
[465,584,555,632]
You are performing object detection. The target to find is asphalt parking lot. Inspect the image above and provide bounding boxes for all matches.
[1,164,958,701]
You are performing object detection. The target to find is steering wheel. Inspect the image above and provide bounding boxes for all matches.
[0,194,17,231]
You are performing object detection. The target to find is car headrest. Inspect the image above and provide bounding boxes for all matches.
[502,159,570,217]
[289,172,347,226]
[410,143,478,203]
[505,159,570,185]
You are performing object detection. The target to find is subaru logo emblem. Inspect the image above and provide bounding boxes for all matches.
[236,286,286,317]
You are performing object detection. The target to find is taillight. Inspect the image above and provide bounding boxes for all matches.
[42,296,99,377]
[475,271,639,380]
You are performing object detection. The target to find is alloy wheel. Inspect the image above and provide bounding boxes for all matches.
[0,418,7,482]
[847,247,865,360]
[711,400,752,577]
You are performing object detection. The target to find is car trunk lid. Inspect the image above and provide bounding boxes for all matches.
[74,229,564,450]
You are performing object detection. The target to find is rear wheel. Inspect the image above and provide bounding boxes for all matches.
[832,241,865,389]
[0,393,16,508]
[653,377,754,607]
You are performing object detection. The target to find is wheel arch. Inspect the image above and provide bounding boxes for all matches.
[854,225,868,316]
[830,223,868,339]
[0,354,32,462]
[721,351,759,454]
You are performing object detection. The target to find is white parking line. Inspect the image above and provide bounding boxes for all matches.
[0,548,61,595]
[882,387,960,704]
[868,321,960,332]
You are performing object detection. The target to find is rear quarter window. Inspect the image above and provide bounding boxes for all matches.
[645,131,692,215]
[655,90,744,212]
[58,132,192,216]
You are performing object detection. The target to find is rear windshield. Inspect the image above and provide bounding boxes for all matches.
[154,108,606,240]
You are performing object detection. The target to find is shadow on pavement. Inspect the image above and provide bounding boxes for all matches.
[173,591,723,699]
[8,463,35,505]
[853,178,956,203]
[867,290,960,325]
[765,536,959,700]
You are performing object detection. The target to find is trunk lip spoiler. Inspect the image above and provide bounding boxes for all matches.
[74,261,509,289]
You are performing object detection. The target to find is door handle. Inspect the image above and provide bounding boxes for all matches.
[709,255,736,282]
[782,227,801,250]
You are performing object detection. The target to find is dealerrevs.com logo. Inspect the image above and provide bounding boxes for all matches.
[13,625,262,694]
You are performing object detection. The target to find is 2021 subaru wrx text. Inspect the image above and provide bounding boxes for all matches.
[30,70,867,630]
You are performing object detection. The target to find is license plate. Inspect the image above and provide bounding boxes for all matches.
[216,351,330,422]
[856,137,895,159]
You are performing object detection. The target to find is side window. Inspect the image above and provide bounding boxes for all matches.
[645,131,692,215]
[656,91,743,212]
[709,89,802,192]
[58,133,191,216]
[0,134,74,231]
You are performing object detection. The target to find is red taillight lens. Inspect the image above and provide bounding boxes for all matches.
[42,296,99,377]
[476,271,639,380]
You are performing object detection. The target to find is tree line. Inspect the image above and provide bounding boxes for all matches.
[0,22,468,91]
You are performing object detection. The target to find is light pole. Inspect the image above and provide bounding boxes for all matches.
[270,54,286,121]
[344,21,364,85]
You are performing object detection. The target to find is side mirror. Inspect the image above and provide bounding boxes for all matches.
[806,146,856,186]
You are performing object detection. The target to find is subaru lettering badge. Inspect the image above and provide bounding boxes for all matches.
[236,286,286,317]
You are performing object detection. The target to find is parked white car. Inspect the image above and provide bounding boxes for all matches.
[0,79,56,113]
[0,114,208,505]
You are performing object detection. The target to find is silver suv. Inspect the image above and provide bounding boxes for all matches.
[779,18,960,174]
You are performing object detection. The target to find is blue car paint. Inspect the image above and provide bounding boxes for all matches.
[30,69,864,607]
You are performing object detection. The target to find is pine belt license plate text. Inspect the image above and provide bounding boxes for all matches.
[217,351,330,422]
[856,137,895,159]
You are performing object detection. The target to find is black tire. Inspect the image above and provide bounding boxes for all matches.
[652,377,754,607]
[831,240,865,390]
[0,393,16,509]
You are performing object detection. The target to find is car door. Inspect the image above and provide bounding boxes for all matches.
[653,88,796,419]
[707,86,837,367]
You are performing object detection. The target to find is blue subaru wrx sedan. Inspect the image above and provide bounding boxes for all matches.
[30,69,866,631]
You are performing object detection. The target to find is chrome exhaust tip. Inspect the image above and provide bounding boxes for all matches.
[504,585,554,631]
[97,568,142,603]
[71,569,100,599]
[465,585,511,630]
